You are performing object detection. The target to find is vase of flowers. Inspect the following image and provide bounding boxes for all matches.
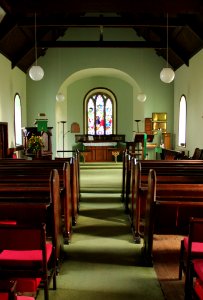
[27,134,44,157]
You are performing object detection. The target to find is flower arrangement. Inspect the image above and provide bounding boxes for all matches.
[28,134,44,154]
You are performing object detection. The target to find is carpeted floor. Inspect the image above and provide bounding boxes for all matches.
[153,234,185,300]
[37,193,164,300]
[36,162,166,300]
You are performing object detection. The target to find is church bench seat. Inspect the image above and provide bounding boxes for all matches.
[128,159,203,244]
[0,161,74,245]
[0,277,38,298]
[122,155,203,215]
[15,277,41,297]
[0,224,56,300]
[178,218,203,299]
[0,169,63,270]
[141,168,156,266]
[0,158,79,240]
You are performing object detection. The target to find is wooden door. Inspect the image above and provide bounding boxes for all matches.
[163,133,171,149]
[145,118,152,134]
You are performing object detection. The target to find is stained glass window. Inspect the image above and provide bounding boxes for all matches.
[85,89,115,135]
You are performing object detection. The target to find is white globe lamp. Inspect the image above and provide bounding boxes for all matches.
[160,67,175,83]
[56,92,65,102]
[29,13,44,81]
[160,13,175,84]
[137,92,147,102]
[29,65,44,81]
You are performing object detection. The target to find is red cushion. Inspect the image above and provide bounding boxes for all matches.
[17,297,35,300]
[0,242,52,267]
[0,221,17,225]
[194,278,203,300]
[0,293,8,300]
[193,259,203,282]
[0,293,35,300]
[0,292,36,300]
[16,277,41,293]
[184,237,203,254]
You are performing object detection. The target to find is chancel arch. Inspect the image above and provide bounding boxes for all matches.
[55,68,143,155]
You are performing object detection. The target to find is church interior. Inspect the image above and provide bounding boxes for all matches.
[1,1,203,299]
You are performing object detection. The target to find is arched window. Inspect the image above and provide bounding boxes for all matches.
[178,95,187,147]
[14,93,22,146]
[84,88,116,135]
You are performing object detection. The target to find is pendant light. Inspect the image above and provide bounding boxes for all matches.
[160,13,175,83]
[29,13,44,81]
[137,92,147,102]
[56,92,65,102]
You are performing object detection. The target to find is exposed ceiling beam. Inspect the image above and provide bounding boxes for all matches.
[39,40,166,49]
[0,0,202,73]
[1,0,203,15]
[17,16,188,29]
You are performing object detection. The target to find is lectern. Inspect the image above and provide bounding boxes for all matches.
[131,133,147,159]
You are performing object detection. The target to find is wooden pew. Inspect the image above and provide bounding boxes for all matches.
[55,155,80,226]
[0,157,79,242]
[0,169,63,267]
[70,156,80,226]
[141,168,156,266]
[129,159,203,243]
[122,151,132,212]
[0,223,56,300]
[124,158,203,199]
[0,169,61,297]
[129,159,142,243]
[62,162,72,244]
[160,148,184,160]
[0,280,35,300]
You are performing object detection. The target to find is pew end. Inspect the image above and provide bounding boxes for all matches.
[141,169,156,267]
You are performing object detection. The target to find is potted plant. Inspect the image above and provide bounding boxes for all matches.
[27,134,44,157]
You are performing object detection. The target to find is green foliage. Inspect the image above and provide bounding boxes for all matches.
[28,134,44,153]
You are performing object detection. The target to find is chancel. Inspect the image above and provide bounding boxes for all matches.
[74,134,125,162]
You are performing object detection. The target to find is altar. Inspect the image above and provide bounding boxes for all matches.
[74,134,125,162]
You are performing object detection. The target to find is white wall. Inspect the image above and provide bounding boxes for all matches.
[174,49,203,156]
[0,54,26,149]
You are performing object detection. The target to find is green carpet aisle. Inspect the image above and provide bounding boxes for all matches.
[37,162,165,300]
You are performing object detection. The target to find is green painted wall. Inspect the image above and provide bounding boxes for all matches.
[174,49,203,156]
[26,28,174,156]
[64,76,133,151]
[2,27,203,158]
[0,54,26,149]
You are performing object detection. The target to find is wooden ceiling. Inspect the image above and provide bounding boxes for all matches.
[0,0,203,73]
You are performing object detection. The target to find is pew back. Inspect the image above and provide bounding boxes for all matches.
[128,159,203,238]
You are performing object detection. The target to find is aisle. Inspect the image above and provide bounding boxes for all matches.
[37,163,165,300]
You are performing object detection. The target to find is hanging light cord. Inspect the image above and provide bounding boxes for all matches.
[166,13,169,68]
[34,12,38,66]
